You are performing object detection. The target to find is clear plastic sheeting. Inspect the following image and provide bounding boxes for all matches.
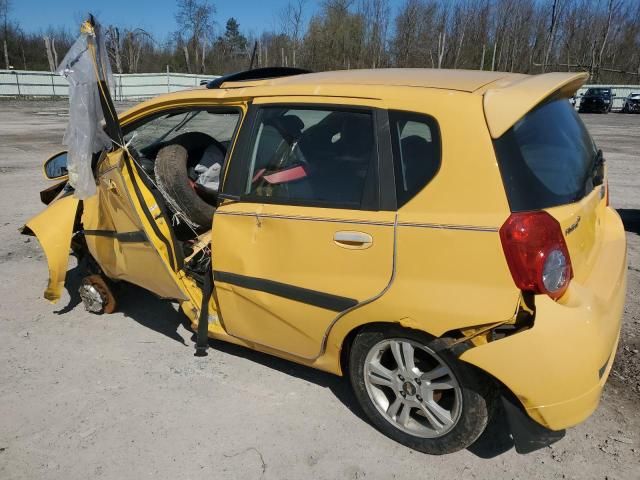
[195,163,221,191]
[57,20,113,199]
[194,144,223,191]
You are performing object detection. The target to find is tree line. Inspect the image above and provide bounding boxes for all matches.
[1,0,639,84]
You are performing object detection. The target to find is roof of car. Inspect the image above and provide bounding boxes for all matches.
[121,69,588,140]
[224,68,520,93]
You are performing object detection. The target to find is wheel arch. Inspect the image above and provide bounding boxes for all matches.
[332,319,448,377]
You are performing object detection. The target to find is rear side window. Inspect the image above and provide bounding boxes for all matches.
[494,99,598,212]
[242,106,377,209]
[389,111,441,207]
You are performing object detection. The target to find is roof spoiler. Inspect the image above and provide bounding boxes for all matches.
[484,72,589,138]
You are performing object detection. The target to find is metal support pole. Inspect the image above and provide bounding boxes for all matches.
[167,65,170,93]
[13,71,21,97]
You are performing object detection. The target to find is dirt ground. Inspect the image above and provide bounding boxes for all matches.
[0,99,639,480]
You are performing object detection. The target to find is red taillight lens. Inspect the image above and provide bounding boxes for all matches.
[499,211,573,300]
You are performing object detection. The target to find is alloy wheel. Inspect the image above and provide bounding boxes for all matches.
[363,338,462,438]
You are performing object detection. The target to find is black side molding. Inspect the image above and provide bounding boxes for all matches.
[83,229,147,243]
[214,271,358,312]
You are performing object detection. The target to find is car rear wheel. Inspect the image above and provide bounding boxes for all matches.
[349,326,495,454]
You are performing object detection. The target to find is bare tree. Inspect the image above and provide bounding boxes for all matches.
[107,26,123,74]
[183,44,191,73]
[594,0,619,81]
[43,36,55,71]
[175,0,214,73]
[280,0,307,66]
[542,0,562,72]
[281,0,306,45]
[0,0,10,69]
[124,29,153,73]
[1,0,639,83]
[358,0,390,68]
[51,36,58,67]
[392,0,438,68]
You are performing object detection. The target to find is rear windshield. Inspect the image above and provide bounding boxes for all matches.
[494,99,598,212]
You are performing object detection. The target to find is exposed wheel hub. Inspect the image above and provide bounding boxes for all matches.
[79,283,105,313]
[79,275,116,314]
[402,381,416,396]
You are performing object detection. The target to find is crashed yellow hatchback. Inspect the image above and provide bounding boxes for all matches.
[22,20,627,455]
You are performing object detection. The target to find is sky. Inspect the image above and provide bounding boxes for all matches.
[10,0,326,42]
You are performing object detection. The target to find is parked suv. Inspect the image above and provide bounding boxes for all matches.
[621,92,640,113]
[578,87,614,113]
[24,68,627,455]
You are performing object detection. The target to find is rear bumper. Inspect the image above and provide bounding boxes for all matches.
[460,207,627,431]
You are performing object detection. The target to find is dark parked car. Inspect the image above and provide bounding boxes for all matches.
[621,93,640,113]
[578,87,613,113]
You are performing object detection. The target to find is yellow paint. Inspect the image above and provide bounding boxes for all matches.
[26,69,627,433]
[212,202,395,359]
[22,195,79,302]
[483,72,589,137]
[83,149,188,300]
[461,208,626,430]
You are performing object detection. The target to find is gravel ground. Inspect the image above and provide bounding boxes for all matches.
[0,99,639,480]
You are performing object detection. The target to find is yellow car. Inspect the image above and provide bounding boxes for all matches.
[23,67,627,455]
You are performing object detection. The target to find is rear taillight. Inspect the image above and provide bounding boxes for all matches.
[499,211,573,300]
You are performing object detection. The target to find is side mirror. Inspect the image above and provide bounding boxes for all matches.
[43,151,69,180]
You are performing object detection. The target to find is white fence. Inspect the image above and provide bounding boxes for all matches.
[0,70,217,100]
[1,69,638,107]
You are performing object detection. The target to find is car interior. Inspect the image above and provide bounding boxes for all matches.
[247,108,375,208]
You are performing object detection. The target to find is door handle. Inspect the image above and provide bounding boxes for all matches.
[334,231,373,249]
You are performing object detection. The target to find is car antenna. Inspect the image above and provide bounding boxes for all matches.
[248,41,257,70]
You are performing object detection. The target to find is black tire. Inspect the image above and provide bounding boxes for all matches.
[154,144,216,230]
[348,325,496,455]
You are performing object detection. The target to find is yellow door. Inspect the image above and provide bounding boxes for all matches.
[212,103,396,359]
[84,105,246,301]
[83,148,187,300]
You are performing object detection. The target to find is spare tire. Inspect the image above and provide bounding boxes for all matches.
[154,144,216,230]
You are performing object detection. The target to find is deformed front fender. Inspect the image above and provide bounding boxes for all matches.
[21,194,80,302]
